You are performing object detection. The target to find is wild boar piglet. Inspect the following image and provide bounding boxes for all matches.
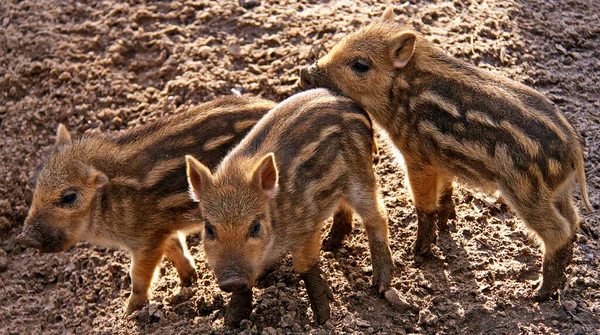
[186,88,393,326]
[18,96,277,313]
[301,7,592,300]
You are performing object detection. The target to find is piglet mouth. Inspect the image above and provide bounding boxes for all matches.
[218,275,251,293]
[300,67,317,90]
[299,65,341,95]
[217,269,256,293]
[16,233,43,249]
[16,226,69,253]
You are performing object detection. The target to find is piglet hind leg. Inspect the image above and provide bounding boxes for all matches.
[436,177,457,231]
[292,232,333,325]
[347,192,394,294]
[164,233,197,287]
[510,191,576,301]
[127,248,165,314]
[322,203,354,251]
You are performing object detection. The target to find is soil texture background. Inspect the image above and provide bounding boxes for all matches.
[1,0,599,334]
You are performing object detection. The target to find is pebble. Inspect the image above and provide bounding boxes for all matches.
[2,237,16,253]
[0,249,8,272]
[281,313,294,327]
[418,309,439,326]
[112,117,123,128]
[384,288,412,312]
[227,44,242,56]
[287,301,297,311]
[562,300,577,312]
[197,46,211,58]
[239,0,260,9]
[356,318,371,328]
[59,72,72,82]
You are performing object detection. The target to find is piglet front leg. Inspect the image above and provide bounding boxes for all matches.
[301,264,334,325]
[224,288,253,327]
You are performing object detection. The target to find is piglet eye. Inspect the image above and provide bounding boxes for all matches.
[204,220,217,240]
[59,190,78,207]
[249,218,262,238]
[350,59,370,74]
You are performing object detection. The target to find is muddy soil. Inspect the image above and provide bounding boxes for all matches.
[1,0,599,334]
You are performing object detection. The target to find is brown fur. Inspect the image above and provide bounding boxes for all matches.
[17,96,278,313]
[301,7,592,300]
[186,88,393,326]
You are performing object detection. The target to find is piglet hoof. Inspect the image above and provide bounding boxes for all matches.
[224,288,253,328]
[414,211,437,257]
[412,239,433,257]
[180,268,198,287]
[322,236,344,252]
[370,244,393,294]
[533,277,560,302]
[533,286,556,302]
[126,294,148,315]
[301,265,333,325]
[533,271,565,302]
[534,242,574,301]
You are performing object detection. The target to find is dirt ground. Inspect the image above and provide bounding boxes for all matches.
[1,0,599,334]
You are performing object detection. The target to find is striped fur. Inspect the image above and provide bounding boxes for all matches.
[300,7,592,301]
[186,89,393,326]
[18,95,277,313]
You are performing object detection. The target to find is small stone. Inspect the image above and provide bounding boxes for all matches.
[0,249,8,272]
[287,301,297,311]
[356,318,370,328]
[112,117,123,128]
[198,46,211,58]
[239,319,252,329]
[152,309,163,319]
[227,44,242,56]
[562,300,577,312]
[384,288,412,312]
[239,0,260,9]
[148,304,157,315]
[97,24,110,35]
[262,326,276,335]
[59,72,72,82]
[2,237,16,253]
[260,298,276,308]
[281,313,295,327]
[343,314,355,326]
[418,309,438,326]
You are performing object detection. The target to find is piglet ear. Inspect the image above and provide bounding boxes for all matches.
[186,155,213,202]
[252,153,278,199]
[56,124,72,146]
[381,6,395,23]
[88,168,109,189]
[390,31,416,69]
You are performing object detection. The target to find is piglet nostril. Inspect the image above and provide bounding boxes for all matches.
[300,68,314,90]
[219,276,249,293]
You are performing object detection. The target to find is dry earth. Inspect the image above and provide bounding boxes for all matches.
[1,0,599,334]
